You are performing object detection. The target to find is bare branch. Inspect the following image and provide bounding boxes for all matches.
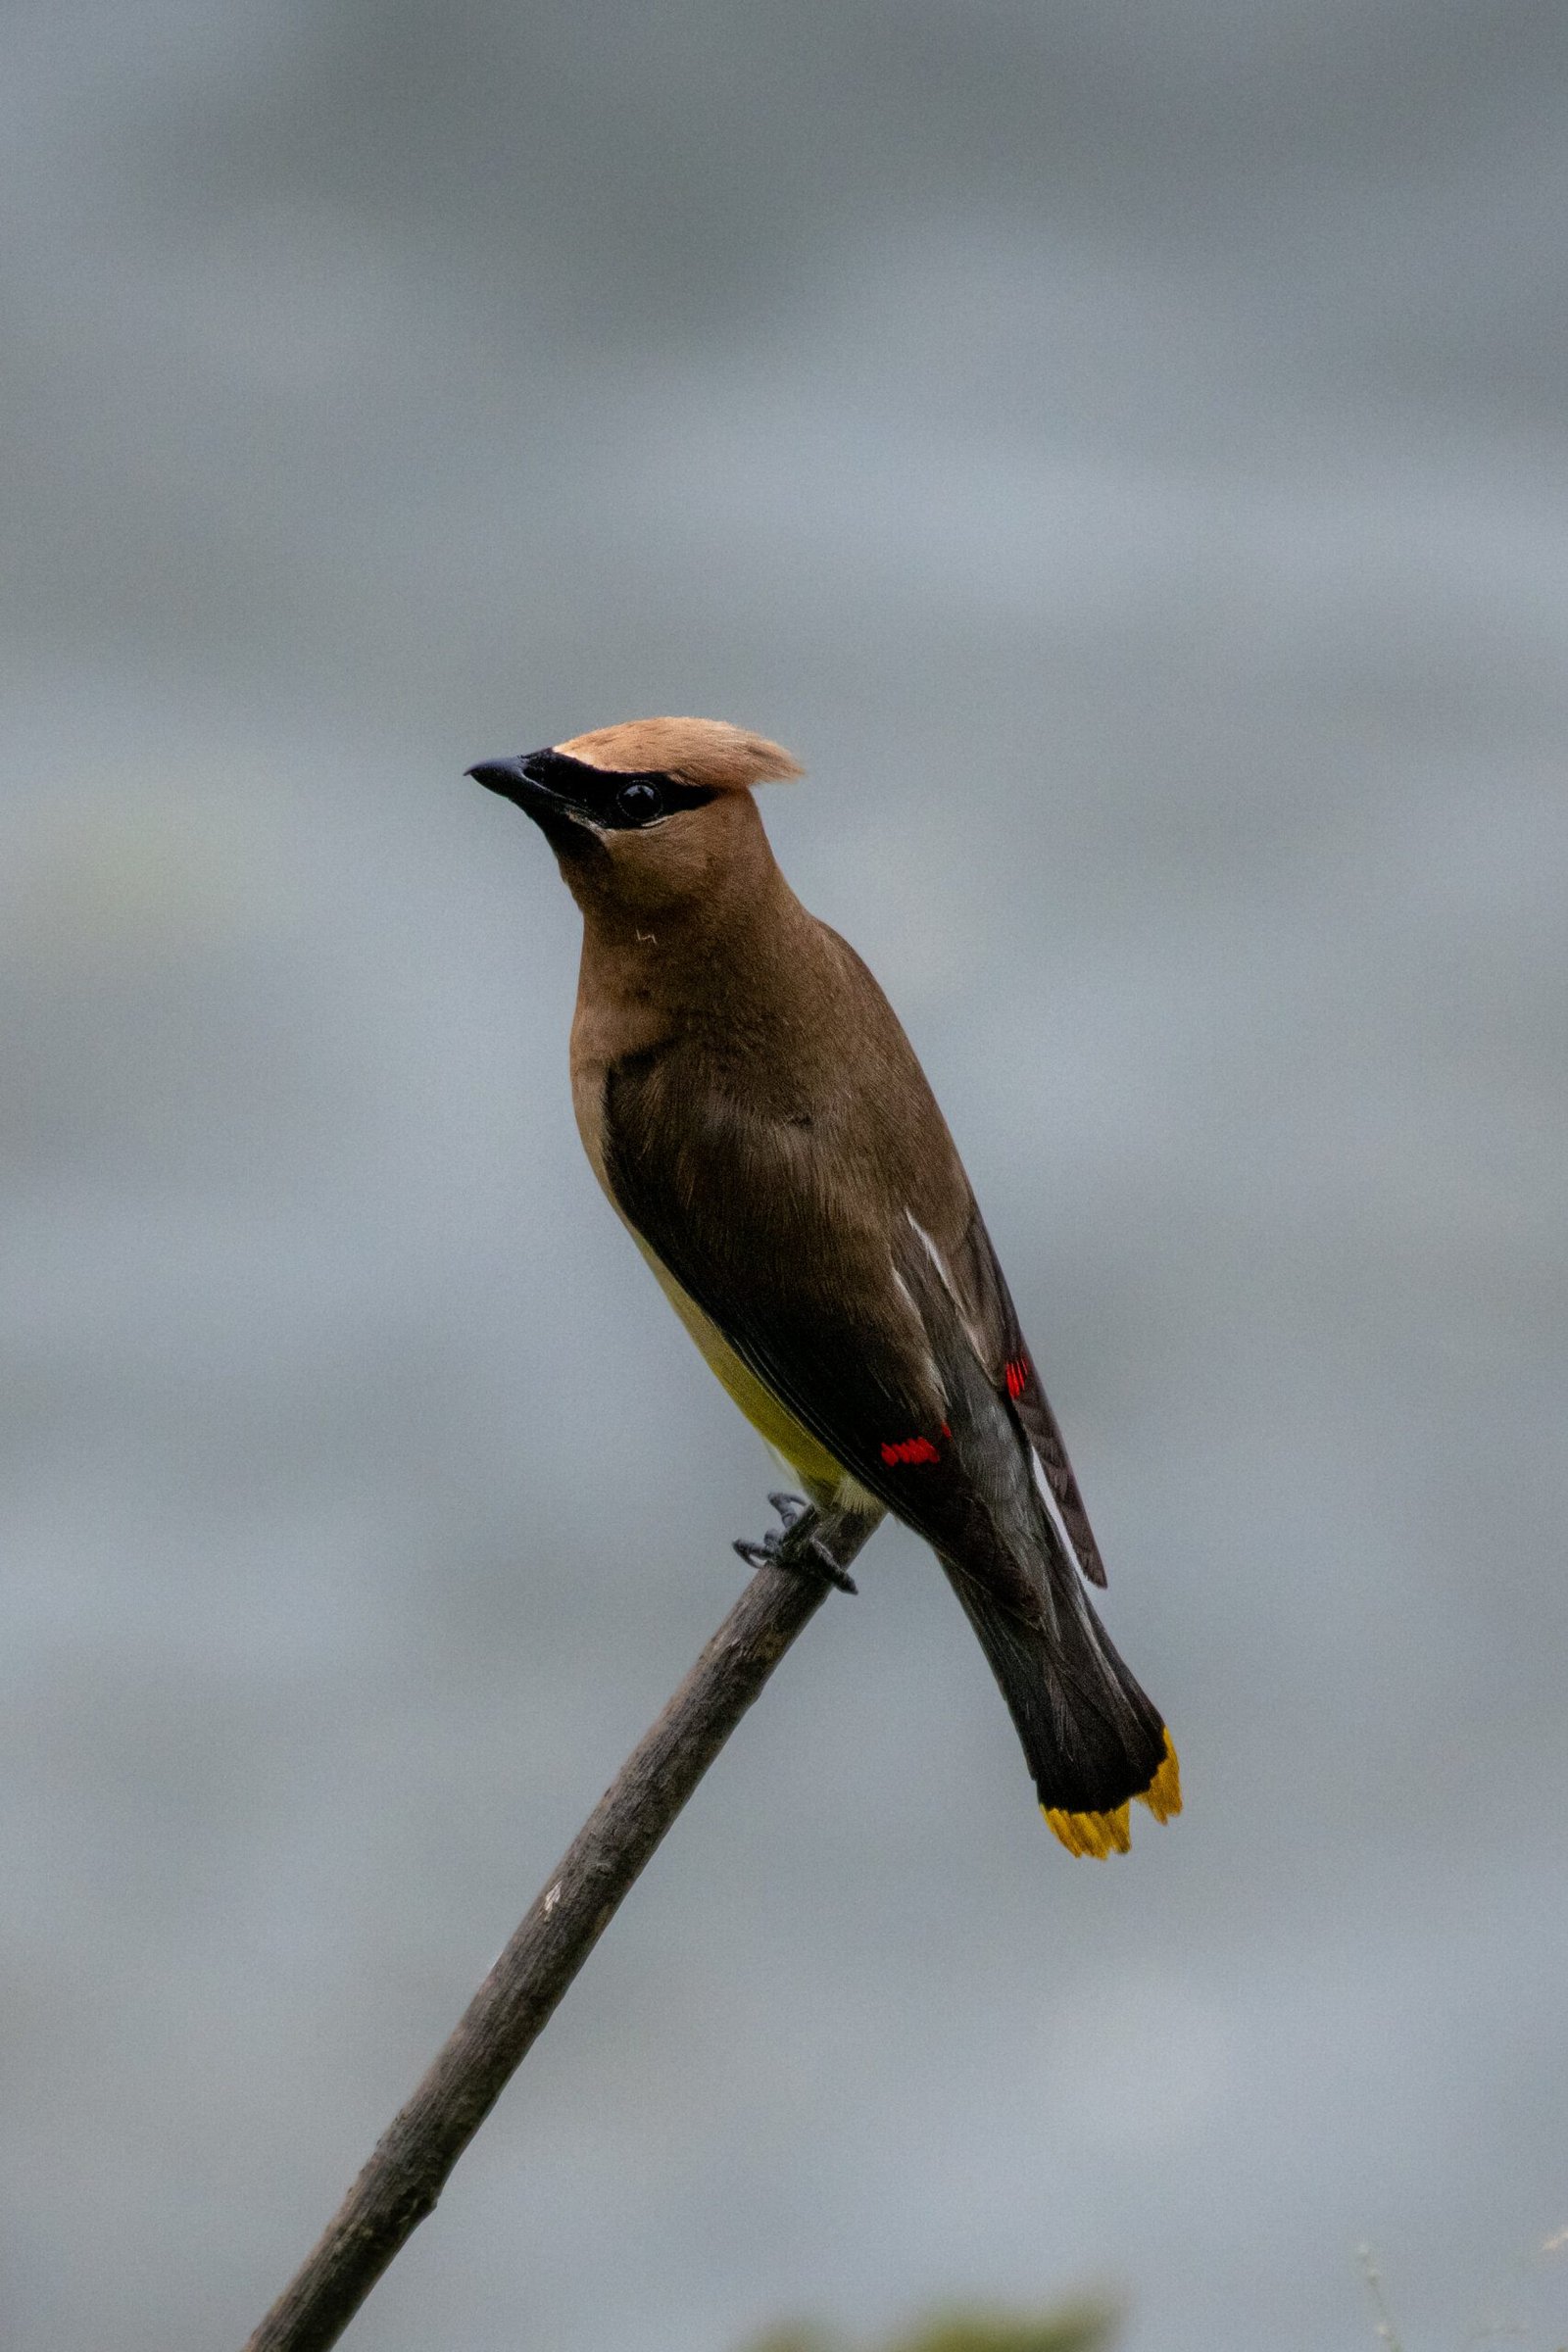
[241,1501,880,2352]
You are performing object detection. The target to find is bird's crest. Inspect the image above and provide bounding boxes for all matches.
[556,717,803,792]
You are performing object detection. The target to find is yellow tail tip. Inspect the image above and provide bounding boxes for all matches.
[1137,1727,1183,1822]
[1042,1729,1182,1857]
[1042,1802,1131,1858]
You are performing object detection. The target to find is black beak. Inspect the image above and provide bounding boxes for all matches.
[466,751,604,858]
[466,756,544,807]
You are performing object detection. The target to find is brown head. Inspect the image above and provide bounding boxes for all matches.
[466,716,803,925]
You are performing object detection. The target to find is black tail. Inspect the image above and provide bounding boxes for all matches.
[942,1538,1180,1857]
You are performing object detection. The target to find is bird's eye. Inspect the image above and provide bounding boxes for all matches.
[615,779,664,824]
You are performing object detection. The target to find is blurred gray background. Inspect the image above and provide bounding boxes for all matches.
[3,3,1565,2348]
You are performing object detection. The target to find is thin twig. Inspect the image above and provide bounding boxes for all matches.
[241,1500,880,2352]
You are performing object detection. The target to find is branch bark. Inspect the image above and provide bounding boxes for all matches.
[241,1500,881,2352]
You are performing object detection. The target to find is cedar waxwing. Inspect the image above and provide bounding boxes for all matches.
[467,717,1180,1857]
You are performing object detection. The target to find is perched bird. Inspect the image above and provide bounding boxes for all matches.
[467,717,1180,1857]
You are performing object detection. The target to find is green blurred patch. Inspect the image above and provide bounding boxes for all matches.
[740,2294,1120,2352]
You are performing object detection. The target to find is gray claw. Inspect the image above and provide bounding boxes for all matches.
[732,1513,858,1595]
[800,1535,858,1594]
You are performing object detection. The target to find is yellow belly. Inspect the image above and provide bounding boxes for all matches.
[630,1234,879,1510]
[569,1061,879,1510]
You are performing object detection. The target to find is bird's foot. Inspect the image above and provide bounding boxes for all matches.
[734,1493,858,1594]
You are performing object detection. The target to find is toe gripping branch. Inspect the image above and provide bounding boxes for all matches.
[734,1493,859,1594]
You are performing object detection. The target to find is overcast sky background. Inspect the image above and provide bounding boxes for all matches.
[3,4,1566,2349]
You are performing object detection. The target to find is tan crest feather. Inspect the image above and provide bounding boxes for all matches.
[555,716,804,792]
